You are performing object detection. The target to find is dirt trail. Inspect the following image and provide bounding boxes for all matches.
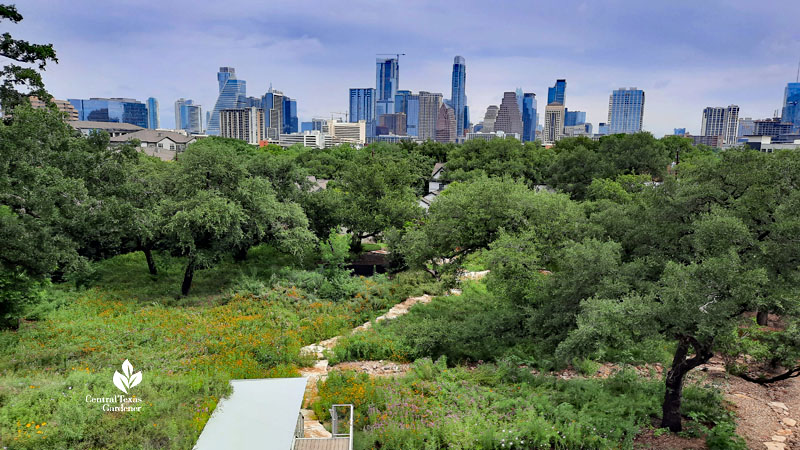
[296,271,488,437]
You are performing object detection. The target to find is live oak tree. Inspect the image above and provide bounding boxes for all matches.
[1,4,58,113]
[158,143,315,296]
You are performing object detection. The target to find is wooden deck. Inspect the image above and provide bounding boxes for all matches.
[293,437,350,450]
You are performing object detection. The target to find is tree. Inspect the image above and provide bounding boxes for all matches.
[1,4,58,113]
[444,138,553,185]
[332,146,430,249]
[159,143,315,295]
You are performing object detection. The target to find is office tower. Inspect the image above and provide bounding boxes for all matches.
[349,88,376,138]
[547,79,566,105]
[495,92,523,135]
[207,67,246,135]
[262,90,284,140]
[515,88,523,114]
[67,97,149,128]
[673,128,687,135]
[544,104,565,144]
[406,94,420,137]
[284,98,298,134]
[782,82,800,132]
[737,117,755,138]
[328,119,367,144]
[395,90,412,114]
[701,105,739,144]
[376,57,399,119]
[754,117,795,138]
[521,93,537,142]
[482,105,499,132]
[607,88,645,134]
[418,91,443,141]
[301,121,313,132]
[311,118,326,131]
[435,104,457,143]
[450,56,467,137]
[597,123,609,135]
[379,113,407,135]
[174,98,203,134]
[564,110,586,126]
[220,107,264,144]
[146,97,159,129]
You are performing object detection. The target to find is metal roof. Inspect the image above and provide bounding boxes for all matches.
[194,377,308,450]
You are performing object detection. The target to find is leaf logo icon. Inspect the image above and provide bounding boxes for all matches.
[113,359,143,394]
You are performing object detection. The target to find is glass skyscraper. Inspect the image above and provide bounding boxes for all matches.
[284,98,298,134]
[547,79,566,105]
[175,98,203,134]
[450,56,467,137]
[376,57,399,120]
[350,88,376,137]
[395,90,411,114]
[406,94,420,137]
[564,110,586,126]
[67,98,149,128]
[207,67,246,136]
[146,97,159,129]
[607,88,645,134]
[782,82,800,132]
[521,93,537,142]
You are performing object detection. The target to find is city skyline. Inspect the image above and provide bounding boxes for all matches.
[13,0,800,137]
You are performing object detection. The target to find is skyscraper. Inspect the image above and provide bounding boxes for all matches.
[175,98,203,134]
[737,117,755,138]
[146,97,159,129]
[564,110,586,127]
[521,93,538,142]
[220,107,264,145]
[207,67,246,136]
[450,56,467,138]
[495,92,523,135]
[406,94,420,137]
[435,104,457,143]
[544,104,565,145]
[607,88,645,134]
[376,57,399,120]
[418,91,443,141]
[67,97,149,128]
[782,82,800,132]
[701,105,739,144]
[515,88,524,114]
[349,88,376,138]
[547,79,566,105]
[395,90,412,114]
[482,105,499,133]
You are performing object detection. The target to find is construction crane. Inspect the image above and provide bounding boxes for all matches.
[330,111,348,122]
[376,53,406,61]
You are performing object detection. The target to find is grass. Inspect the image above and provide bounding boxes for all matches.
[0,246,428,449]
[314,359,742,450]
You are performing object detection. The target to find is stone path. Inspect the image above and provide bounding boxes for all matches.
[296,271,488,437]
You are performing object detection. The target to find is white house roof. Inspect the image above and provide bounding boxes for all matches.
[194,377,307,450]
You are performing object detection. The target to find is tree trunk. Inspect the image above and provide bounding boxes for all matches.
[143,247,157,275]
[233,246,249,262]
[350,234,363,253]
[661,337,714,432]
[181,258,195,296]
[757,309,769,326]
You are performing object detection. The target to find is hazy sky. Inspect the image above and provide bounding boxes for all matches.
[10,0,800,136]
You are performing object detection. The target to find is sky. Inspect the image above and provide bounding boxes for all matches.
[9,0,800,136]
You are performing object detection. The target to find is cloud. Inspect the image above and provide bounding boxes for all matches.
[9,0,800,135]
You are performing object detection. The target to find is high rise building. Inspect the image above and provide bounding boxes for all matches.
[207,67,246,135]
[284,98,298,134]
[435,104,457,143]
[607,88,645,134]
[418,91,443,141]
[521,93,538,142]
[701,105,739,144]
[68,97,149,128]
[515,88,524,114]
[349,88,376,137]
[754,117,795,139]
[673,128,687,135]
[495,92,523,135]
[28,96,79,120]
[146,97,159,129]
[220,107,264,144]
[782,82,800,132]
[597,123,609,135]
[737,117,755,138]
[450,56,467,137]
[174,98,203,134]
[262,90,283,139]
[406,94,420,137]
[376,57,399,120]
[544,104,565,145]
[482,105,499,133]
[564,110,586,127]
[395,90,411,114]
[379,113,407,135]
[547,79,566,105]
